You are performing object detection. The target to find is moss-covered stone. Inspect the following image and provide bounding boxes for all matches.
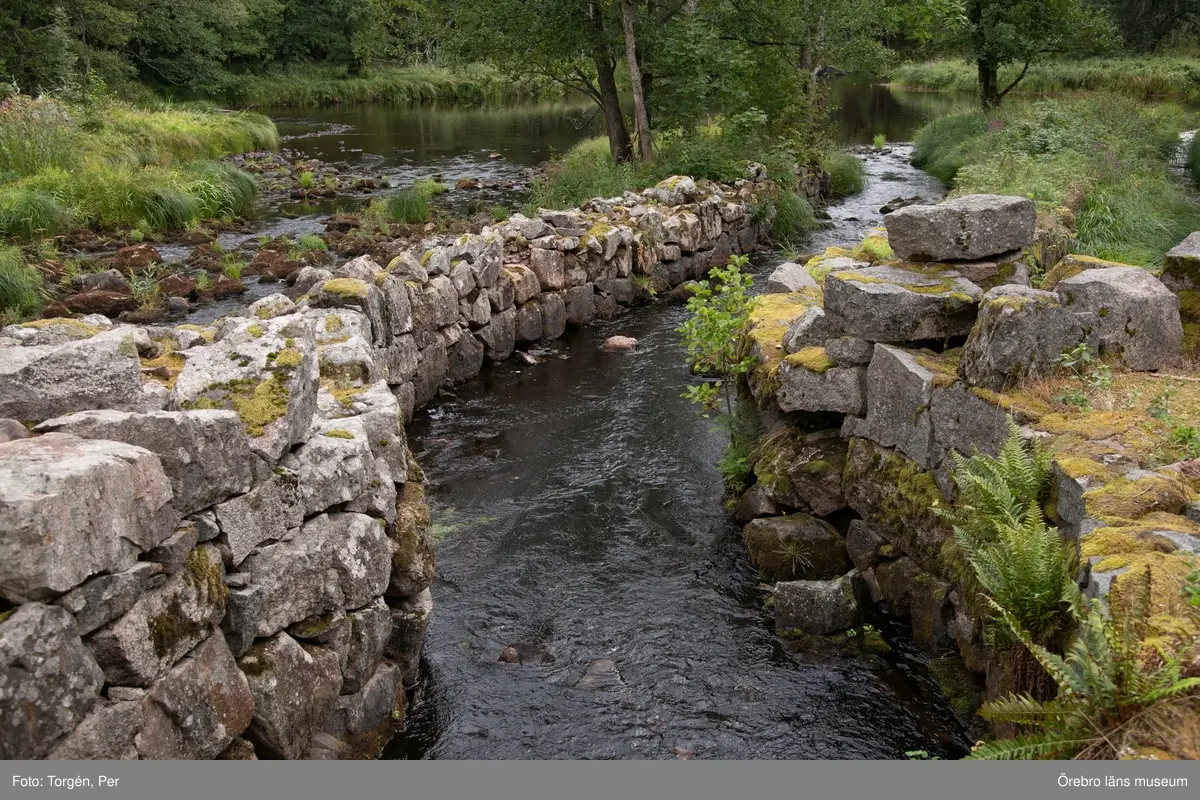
[323,278,370,300]
[786,346,836,374]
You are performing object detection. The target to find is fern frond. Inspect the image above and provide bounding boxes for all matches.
[977,693,1052,725]
[966,733,1089,760]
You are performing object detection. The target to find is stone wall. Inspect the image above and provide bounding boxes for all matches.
[737,194,1198,711]
[0,175,765,760]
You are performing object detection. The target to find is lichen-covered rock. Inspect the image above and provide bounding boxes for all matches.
[213,473,292,567]
[823,265,983,342]
[1056,267,1184,371]
[412,338,448,407]
[1163,231,1200,294]
[766,262,819,294]
[54,562,162,636]
[743,514,851,581]
[842,438,952,570]
[385,589,433,687]
[308,278,388,346]
[884,194,1036,261]
[346,459,398,525]
[949,252,1031,290]
[389,480,436,598]
[564,283,596,328]
[86,544,227,687]
[0,434,175,602]
[845,520,887,572]
[539,291,567,340]
[170,316,319,464]
[859,345,936,468]
[506,265,540,304]
[0,328,144,422]
[315,662,404,757]
[135,633,253,759]
[35,409,254,515]
[776,358,866,416]
[958,285,1098,391]
[239,632,342,760]
[781,306,834,354]
[48,697,142,759]
[341,598,392,695]
[751,430,847,516]
[478,307,517,362]
[774,571,864,636]
[322,380,408,479]
[409,275,460,347]
[443,324,485,384]
[515,302,543,343]
[824,337,873,367]
[928,382,1012,463]
[233,513,391,639]
[317,334,378,386]
[0,603,105,759]
[248,293,296,320]
[280,418,374,518]
[647,175,697,206]
[529,247,565,291]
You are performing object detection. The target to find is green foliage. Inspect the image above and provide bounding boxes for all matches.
[387,188,430,224]
[298,233,327,251]
[678,254,758,416]
[912,94,1200,268]
[893,56,1200,104]
[525,137,640,213]
[0,245,43,320]
[822,150,866,198]
[872,133,887,149]
[488,204,511,223]
[969,572,1200,760]
[769,190,817,245]
[1189,132,1200,187]
[1055,343,1112,411]
[943,424,1072,648]
[718,397,764,493]
[222,258,244,280]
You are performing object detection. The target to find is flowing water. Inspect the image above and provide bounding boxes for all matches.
[328,83,977,760]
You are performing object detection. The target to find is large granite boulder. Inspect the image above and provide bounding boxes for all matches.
[743,514,852,582]
[170,315,319,464]
[0,603,105,759]
[279,418,374,519]
[0,328,144,422]
[135,633,254,759]
[0,434,175,602]
[884,194,1035,261]
[823,265,983,342]
[239,632,342,760]
[958,285,1098,391]
[1056,267,1184,371]
[774,571,864,635]
[35,409,254,515]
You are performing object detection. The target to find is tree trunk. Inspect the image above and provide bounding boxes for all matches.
[620,0,653,161]
[978,58,1000,109]
[595,55,632,163]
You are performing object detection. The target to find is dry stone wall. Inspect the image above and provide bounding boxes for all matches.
[0,175,766,760]
[740,195,1197,706]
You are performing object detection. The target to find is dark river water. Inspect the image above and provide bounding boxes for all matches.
[259,82,974,760]
[207,82,973,758]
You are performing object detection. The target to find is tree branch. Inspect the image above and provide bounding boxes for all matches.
[997,59,1031,100]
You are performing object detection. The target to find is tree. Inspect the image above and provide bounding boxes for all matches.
[620,0,653,160]
[961,0,1118,107]
[1101,0,1200,52]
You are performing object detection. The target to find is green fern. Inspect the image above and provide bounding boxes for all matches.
[970,569,1200,760]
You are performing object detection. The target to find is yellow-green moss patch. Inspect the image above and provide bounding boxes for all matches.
[786,346,836,373]
[323,278,369,300]
[323,428,356,439]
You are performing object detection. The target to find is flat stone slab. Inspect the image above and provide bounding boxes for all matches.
[884,194,1035,261]
[0,434,174,602]
[824,265,983,342]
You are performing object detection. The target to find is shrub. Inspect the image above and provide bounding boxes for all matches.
[822,150,866,198]
[678,254,758,415]
[387,189,431,224]
[298,233,327,252]
[0,245,43,320]
[770,189,817,244]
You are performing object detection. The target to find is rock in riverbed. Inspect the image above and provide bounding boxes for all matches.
[603,336,638,352]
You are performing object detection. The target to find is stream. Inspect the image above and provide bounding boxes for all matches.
[307,83,968,760]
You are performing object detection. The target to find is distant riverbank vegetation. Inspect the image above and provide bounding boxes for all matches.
[912,94,1199,268]
[892,57,1200,104]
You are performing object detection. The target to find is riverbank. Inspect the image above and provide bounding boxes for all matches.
[891,57,1200,103]
[211,65,558,109]
[911,93,1200,269]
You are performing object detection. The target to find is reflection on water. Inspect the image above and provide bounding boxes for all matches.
[827,81,973,146]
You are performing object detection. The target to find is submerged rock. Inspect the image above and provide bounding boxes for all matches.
[602,335,638,352]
